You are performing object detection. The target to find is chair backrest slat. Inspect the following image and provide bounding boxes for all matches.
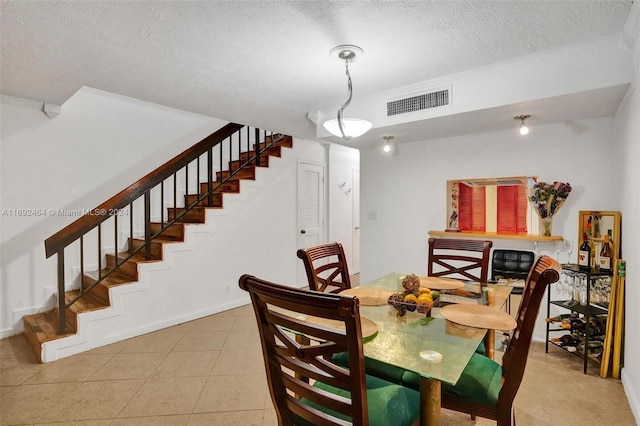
[297,242,352,293]
[428,237,493,282]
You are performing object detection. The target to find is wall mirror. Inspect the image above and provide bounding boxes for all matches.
[578,210,621,265]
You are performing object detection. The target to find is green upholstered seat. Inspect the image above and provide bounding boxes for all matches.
[441,353,502,406]
[297,374,420,426]
[400,352,501,407]
[337,347,501,410]
[332,352,406,385]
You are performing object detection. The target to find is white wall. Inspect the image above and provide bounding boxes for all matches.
[616,15,640,423]
[328,143,360,272]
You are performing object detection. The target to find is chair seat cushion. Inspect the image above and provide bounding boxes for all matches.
[443,353,502,407]
[332,352,405,384]
[400,352,502,408]
[298,374,420,426]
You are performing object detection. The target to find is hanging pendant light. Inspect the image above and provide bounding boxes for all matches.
[323,45,372,140]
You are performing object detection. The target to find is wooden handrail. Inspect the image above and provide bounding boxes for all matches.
[44,122,244,258]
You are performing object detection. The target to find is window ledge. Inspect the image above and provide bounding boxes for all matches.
[428,230,563,242]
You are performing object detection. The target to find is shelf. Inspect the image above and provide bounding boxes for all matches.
[549,340,603,364]
[428,230,563,242]
[551,300,608,316]
[561,263,613,277]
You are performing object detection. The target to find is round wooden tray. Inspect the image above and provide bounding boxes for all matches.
[305,316,378,340]
[419,276,465,290]
[339,287,393,306]
[440,304,517,331]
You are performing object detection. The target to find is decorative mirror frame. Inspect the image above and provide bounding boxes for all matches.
[578,210,621,264]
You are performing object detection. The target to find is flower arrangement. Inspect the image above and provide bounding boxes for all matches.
[529,181,572,219]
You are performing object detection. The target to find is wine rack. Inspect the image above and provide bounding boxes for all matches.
[545,264,612,374]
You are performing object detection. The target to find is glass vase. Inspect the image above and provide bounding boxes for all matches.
[540,217,553,237]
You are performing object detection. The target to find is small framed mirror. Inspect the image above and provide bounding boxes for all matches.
[578,210,621,266]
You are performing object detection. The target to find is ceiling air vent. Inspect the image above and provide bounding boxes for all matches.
[387,88,450,116]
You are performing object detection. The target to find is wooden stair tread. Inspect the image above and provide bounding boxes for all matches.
[108,251,162,263]
[23,312,74,343]
[65,290,109,312]
[148,223,186,241]
[185,193,223,209]
[84,270,133,286]
[132,236,182,245]
[230,156,269,168]
[166,206,207,223]
[198,179,240,194]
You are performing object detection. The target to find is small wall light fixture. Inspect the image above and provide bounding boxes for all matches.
[383,135,394,153]
[514,115,530,135]
[323,45,373,140]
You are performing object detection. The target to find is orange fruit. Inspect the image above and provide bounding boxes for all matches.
[420,287,432,294]
[403,293,418,303]
[417,294,433,306]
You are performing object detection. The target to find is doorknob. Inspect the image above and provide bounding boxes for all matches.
[355,227,360,230]
[300,229,306,234]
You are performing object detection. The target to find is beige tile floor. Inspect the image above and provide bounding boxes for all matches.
[1,303,637,425]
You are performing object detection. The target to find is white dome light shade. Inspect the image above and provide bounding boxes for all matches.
[519,124,529,135]
[323,118,373,139]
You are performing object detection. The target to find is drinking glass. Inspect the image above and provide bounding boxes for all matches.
[579,276,588,306]
[591,278,601,304]
[554,241,562,262]
[565,241,573,265]
[566,271,576,305]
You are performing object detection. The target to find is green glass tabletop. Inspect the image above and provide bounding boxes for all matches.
[359,273,511,385]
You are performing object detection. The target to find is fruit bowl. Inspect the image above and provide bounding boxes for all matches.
[387,274,441,316]
[387,288,441,317]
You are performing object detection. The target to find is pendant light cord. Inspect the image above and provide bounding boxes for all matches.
[337,60,354,140]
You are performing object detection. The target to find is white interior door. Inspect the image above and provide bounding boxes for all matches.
[352,168,360,274]
[297,162,325,286]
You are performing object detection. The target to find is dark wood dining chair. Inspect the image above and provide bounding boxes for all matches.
[491,249,536,313]
[297,242,352,293]
[439,255,560,425]
[238,274,420,426]
[427,237,493,282]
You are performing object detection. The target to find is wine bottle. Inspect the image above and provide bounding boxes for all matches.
[578,233,591,271]
[545,313,575,323]
[599,233,613,272]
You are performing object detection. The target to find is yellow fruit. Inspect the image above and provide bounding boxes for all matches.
[417,294,433,306]
[420,287,431,294]
[403,293,418,303]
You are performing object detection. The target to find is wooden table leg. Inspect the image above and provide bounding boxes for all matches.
[295,334,310,399]
[484,329,495,360]
[419,377,441,426]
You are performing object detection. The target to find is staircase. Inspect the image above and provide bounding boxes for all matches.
[22,124,292,363]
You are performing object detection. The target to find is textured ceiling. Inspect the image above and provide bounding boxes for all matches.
[0,1,633,147]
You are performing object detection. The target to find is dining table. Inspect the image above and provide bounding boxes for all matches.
[351,273,515,426]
